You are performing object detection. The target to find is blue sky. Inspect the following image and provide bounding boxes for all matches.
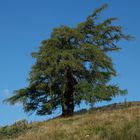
[0,0,139,126]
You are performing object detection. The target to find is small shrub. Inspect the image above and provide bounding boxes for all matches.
[0,120,32,139]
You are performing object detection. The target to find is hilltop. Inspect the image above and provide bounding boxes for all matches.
[1,101,140,140]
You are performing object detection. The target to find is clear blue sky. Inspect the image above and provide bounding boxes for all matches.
[0,0,139,126]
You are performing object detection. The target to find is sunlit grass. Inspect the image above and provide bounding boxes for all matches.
[1,102,140,140]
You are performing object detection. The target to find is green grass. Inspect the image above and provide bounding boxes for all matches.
[1,101,140,140]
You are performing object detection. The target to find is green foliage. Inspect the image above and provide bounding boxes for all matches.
[0,120,32,139]
[5,4,132,116]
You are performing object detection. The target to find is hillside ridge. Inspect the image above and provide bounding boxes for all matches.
[1,101,140,140]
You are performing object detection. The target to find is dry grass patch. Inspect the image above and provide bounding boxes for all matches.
[1,102,140,140]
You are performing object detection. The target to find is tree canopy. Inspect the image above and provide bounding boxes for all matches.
[5,4,132,117]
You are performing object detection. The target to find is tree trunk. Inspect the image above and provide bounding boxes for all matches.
[61,68,75,117]
[62,92,74,117]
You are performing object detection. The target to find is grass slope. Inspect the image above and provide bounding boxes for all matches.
[1,101,140,140]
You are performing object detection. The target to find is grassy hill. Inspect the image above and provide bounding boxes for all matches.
[1,101,140,140]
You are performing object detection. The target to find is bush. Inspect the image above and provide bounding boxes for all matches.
[0,120,32,139]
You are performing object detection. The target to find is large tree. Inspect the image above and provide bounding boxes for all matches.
[5,4,132,117]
